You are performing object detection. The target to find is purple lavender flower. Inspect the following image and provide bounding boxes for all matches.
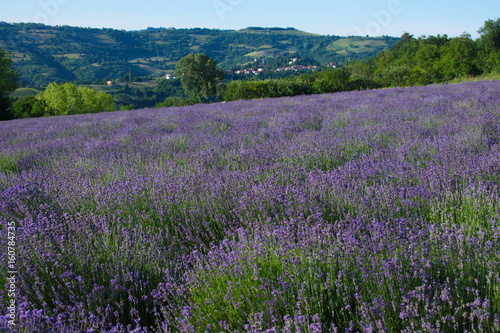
[0,81,498,332]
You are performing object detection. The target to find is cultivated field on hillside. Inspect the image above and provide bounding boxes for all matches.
[1,82,499,332]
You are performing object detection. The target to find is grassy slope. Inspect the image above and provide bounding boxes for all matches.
[9,87,39,98]
[326,37,391,54]
[237,27,321,36]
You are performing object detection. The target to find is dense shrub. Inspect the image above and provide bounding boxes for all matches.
[223,79,313,101]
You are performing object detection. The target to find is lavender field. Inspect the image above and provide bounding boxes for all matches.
[1,81,499,332]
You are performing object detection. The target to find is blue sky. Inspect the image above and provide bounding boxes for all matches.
[0,0,498,38]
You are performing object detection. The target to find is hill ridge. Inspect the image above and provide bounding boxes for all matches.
[0,22,398,86]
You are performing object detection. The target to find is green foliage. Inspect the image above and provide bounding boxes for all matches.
[0,48,18,94]
[478,19,500,51]
[375,65,414,87]
[34,83,115,117]
[478,18,500,73]
[155,96,198,108]
[219,19,500,103]
[308,68,355,93]
[223,80,268,101]
[223,68,371,101]
[37,83,81,116]
[4,20,499,109]
[175,54,224,102]
[10,96,47,118]
[78,86,116,114]
[223,79,313,101]
[0,96,14,120]
[0,47,18,120]
[368,26,496,87]
[437,34,480,80]
[110,79,187,110]
[345,58,379,87]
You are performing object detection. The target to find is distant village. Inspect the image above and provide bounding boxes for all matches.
[164,59,337,80]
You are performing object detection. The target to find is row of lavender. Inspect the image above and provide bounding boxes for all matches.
[1,81,499,332]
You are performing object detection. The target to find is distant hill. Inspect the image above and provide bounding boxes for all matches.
[0,22,399,86]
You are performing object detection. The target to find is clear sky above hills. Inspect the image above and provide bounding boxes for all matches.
[1,0,498,38]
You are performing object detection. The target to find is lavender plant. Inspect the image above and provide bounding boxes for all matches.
[1,81,499,332]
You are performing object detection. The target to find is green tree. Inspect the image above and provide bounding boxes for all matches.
[223,80,268,101]
[222,78,314,102]
[375,65,413,87]
[478,19,500,52]
[478,18,500,73]
[174,53,224,102]
[38,82,83,116]
[37,83,115,116]
[0,47,18,120]
[79,87,115,113]
[310,68,353,93]
[437,34,479,80]
[10,96,47,118]
[413,43,442,83]
[346,59,377,86]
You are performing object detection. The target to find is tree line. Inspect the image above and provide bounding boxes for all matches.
[1,19,499,120]
[349,24,499,87]
[2,82,115,120]
[221,19,500,101]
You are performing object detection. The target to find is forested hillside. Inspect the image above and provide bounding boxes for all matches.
[347,26,500,87]
[0,22,398,86]
[221,19,500,101]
